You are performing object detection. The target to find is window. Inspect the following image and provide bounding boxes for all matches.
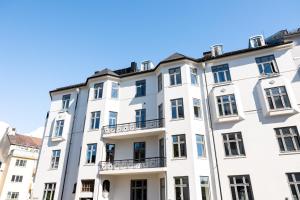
[109,111,118,128]
[54,120,64,137]
[158,73,163,92]
[62,94,71,110]
[275,126,300,152]
[90,111,100,130]
[81,180,95,192]
[134,142,145,162]
[287,173,300,200]
[15,159,26,167]
[7,192,19,200]
[196,135,206,157]
[11,175,23,183]
[174,176,190,200]
[172,135,186,158]
[211,64,231,83]
[255,55,278,76]
[86,144,97,164]
[0,161,2,169]
[200,177,210,200]
[171,98,184,119]
[94,82,104,99]
[43,183,56,200]
[158,104,163,119]
[217,94,238,117]
[169,67,182,86]
[136,109,146,128]
[265,86,291,110]
[51,150,61,169]
[106,144,115,162]
[193,98,201,119]
[136,80,146,97]
[190,68,198,85]
[223,132,245,157]
[111,82,119,98]
[229,175,254,200]
[72,183,77,194]
[160,178,165,200]
[131,180,147,200]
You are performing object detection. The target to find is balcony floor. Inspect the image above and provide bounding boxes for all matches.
[99,167,167,175]
[102,127,165,139]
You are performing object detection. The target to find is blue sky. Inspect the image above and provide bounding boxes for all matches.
[0,0,299,133]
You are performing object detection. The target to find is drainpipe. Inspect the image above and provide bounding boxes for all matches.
[203,63,223,200]
[60,88,80,200]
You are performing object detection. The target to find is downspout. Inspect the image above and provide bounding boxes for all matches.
[203,63,223,200]
[60,88,80,200]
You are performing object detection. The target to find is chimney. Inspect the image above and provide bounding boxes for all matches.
[130,62,137,72]
[203,51,212,59]
[211,44,223,57]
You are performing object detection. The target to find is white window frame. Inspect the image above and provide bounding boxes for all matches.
[171,98,184,119]
[174,176,189,200]
[51,150,61,169]
[193,98,201,119]
[229,175,254,200]
[81,179,95,192]
[7,192,19,200]
[11,175,23,183]
[287,173,300,199]
[94,82,104,99]
[172,134,186,158]
[190,68,198,85]
[223,132,245,157]
[216,94,238,117]
[54,120,64,137]
[255,55,279,76]
[169,67,182,86]
[136,80,146,97]
[158,73,163,92]
[86,144,97,164]
[196,134,206,157]
[43,183,56,200]
[15,159,26,167]
[211,64,231,84]
[109,111,118,128]
[200,176,210,200]
[90,111,101,130]
[265,86,291,110]
[111,82,119,99]
[62,94,71,110]
[275,126,300,153]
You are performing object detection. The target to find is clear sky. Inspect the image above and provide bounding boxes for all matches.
[0,0,299,133]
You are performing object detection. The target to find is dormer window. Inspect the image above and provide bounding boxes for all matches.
[249,35,265,48]
[211,45,223,57]
[255,55,279,76]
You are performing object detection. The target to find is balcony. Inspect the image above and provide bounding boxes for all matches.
[102,119,165,139]
[99,157,166,175]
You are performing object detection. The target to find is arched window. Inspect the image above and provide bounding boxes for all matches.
[103,180,110,192]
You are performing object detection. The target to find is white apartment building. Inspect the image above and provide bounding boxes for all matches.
[33,28,300,200]
[0,127,42,200]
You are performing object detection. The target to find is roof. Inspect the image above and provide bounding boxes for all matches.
[49,28,299,94]
[8,134,42,149]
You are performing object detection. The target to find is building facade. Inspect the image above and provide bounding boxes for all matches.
[0,127,41,200]
[33,28,300,200]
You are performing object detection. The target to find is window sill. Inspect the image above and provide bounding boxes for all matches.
[135,95,146,98]
[170,118,185,122]
[168,84,182,88]
[83,163,96,166]
[267,108,297,116]
[212,81,232,88]
[194,117,203,121]
[48,168,58,171]
[171,157,187,161]
[58,109,69,113]
[88,129,100,132]
[90,98,103,101]
[259,73,280,80]
[198,156,207,160]
[224,155,246,159]
[279,151,300,156]
[216,115,242,123]
[51,136,64,142]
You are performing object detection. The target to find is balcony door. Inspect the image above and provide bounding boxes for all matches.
[134,142,145,163]
[109,112,118,128]
[131,180,147,200]
[136,109,146,128]
[106,144,115,163]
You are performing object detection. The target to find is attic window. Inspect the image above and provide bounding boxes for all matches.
[249,35,265,48]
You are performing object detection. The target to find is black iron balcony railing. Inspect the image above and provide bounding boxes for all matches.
[102,118,164,135]
[99,157,166,171]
